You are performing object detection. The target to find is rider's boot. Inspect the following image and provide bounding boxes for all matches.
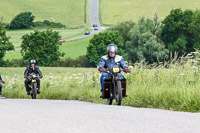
[25,83,30,95]
[37,83,40,94]
[100,94,103,98]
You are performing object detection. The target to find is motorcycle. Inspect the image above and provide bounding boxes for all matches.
[101,65,128,105]
[28,73,39,99]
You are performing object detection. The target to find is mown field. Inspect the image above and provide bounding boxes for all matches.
[100,0,200,25]
[1,59,200,112]
[4,35,92,60]
[0,0,85,27]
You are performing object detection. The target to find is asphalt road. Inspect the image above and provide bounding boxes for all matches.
[0,99,200,133]
[66,0,105,41]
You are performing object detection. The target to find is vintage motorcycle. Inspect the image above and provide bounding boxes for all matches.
[28,73,39,99]
[101,65,128,105]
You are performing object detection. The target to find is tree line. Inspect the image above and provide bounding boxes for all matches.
[1,9,200,67]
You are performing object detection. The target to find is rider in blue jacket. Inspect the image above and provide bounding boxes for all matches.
[97,44,130,97]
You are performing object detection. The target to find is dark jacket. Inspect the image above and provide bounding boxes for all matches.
[0,75,5,83]
[24,66,43,78]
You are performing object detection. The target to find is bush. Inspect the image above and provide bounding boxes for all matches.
[86,30,124,67]
[57,55,90,67]
[3,59,28,67]
[9,12,35,29]
[0,21,14,66]
[21,29,64,66]
[161,9,200,56]
[4,56,89,67]
[33,20,66,28]
[126,16,168,64]
[109,20,135,46]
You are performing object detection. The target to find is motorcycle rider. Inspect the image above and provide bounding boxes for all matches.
[0,75,5,95]
[97,44,130,97]
[24,60,43,95]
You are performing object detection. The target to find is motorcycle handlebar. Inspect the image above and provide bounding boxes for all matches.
[102,68,128,74]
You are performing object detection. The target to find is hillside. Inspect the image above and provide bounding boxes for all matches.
[100,0,200,25]
[4,36,92,60]
[0,0,85,27]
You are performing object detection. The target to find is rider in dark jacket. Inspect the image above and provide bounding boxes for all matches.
[24,60,43,95]
[0,75,5,95]
[97,44,130,96]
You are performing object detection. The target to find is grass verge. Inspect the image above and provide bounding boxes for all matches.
[1,59,200,112]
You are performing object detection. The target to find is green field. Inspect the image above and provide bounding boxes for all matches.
[100,0,200,25]
[6,28,86,48]
[4,36,92,60]
[1,58,200,112]
[0,0,85,27]
[60,36,93,59]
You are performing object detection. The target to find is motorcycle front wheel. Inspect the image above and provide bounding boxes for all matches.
[115,81,122,105]
[107,98,113,105]
[31,83,37,99]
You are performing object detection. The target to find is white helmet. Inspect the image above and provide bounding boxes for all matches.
[107,44,118,53]
[30,60,36,64]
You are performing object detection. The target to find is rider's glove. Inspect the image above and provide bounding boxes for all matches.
[124,68,130,73]
[99,67,105,72]
[39,76,43,79]
[2,81,5,84]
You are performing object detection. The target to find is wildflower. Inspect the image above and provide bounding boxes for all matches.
[191,52,200,54]
[129,66,133,69]
[191,66,198,69]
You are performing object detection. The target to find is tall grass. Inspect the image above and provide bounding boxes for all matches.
[1,53,200,112]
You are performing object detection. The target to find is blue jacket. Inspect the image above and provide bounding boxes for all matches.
[97,55,128,70]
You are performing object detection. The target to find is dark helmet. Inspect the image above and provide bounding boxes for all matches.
[30,60,36,64]
[107,44,118,53]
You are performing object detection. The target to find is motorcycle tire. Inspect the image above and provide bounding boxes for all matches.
[31,83,37,99]
[107,98,113,105]
[115,81,122,105]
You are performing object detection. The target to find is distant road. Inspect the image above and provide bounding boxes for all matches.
[9,0,105,52]
[66,0,105,42]
[0,99,200,133]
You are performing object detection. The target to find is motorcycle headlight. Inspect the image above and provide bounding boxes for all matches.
[113,67,120,73]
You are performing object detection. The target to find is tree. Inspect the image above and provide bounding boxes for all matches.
[0,21,14,65]
[86,30,124,67]
[109,20,135,46]
[21,29,64,66]
[126,16,168,64]
[9,12,35,29]
[161,9,200,56]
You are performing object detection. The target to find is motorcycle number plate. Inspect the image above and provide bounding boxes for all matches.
[32,80,36,82]
[113,68,119,73]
